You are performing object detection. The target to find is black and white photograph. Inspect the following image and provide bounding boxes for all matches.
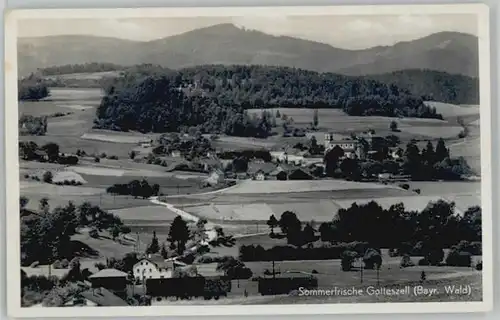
[4,4,492,317]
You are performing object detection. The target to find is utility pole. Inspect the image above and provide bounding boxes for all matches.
[360,259,363,284]
[376,266,380,286]
[272,259,276,280]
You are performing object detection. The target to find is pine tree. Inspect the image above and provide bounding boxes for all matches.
[146,231,160,254]
[266,215,279,234]
[313,109,319,128]
[168,217,190,255]
[435,138,449,162]
[422,141,435,164]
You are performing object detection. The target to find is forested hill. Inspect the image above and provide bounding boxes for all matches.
[364,69,479,105]
[19,26,478,77]
[94,65,442,137]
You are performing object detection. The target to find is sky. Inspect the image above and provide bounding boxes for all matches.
[17,14,478,49]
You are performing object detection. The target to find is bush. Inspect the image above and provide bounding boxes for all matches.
[388,248,399,257]
[52,260,62,269]
[399,183,410,190]
[100,153,107,158]
[94,157,100,163]
[239,242,370,262]
[418,258,430,266]
[43,171,53,184]
[311,269,318,274]
[60,259,69,268]
[341,250,358,271]
[445,250,472,267]
[89,229,99,238]
[363,248,382,269]
[108,155,118,160]
[413,189,421,194]
[94,262,106,271]
[400,254,415,268]
[425,248,445,266]
[476,261,483,271]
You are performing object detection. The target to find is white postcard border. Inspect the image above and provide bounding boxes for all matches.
[4,4,493,317]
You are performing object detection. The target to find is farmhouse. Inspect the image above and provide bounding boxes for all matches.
[64,287,128,307]
[170,150,181,158]
[324,134,359,159]
[205,169,225,186]
[133,255,176,281]
[269,163,296,180]
[88,268,128,292]
[248,162,277,180]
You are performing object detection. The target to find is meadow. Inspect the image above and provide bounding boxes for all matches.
[18,83,483,276]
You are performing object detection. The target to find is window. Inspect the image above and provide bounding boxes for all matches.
[136,269,139,273]
[149,268,152,273]
[141,262,143,265]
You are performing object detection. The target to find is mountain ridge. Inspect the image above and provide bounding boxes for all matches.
[18,23,479,77]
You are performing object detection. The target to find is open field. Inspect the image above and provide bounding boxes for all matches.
[219,180,403,194]
[44,88,104,101]
[246,107,463,141]
[44,71,122,81]
[81,132,156,144]
[424,101,480,118]
[109,205,180,222]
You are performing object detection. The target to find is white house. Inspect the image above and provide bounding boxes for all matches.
[133,256,174,282]
[204,169,224,186]
[324,133,358,159]
[171,150,181,158]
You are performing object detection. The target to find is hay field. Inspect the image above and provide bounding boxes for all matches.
[220,180,401,194]
[81,132,156,144]
[182,194,472,222]
[424,101,480,118]
[109,205,180,222]
[46,71,122,81]
[18,87,145,158]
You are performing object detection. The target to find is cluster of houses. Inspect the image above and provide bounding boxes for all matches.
[25,254,226,307]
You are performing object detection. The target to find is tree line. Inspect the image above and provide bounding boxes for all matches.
[20,198,129,266]
[19,141,78,165]
[19,115,48,136]
[18,74,50,101]
[106,179,160,199]
[364,69,479,105]
[259,199,481,266]
[38,63,125,76]
[323,137,473,180]
[93,65,443,137]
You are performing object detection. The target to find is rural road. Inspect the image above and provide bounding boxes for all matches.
[149,197,218,243]
[149,196,268,243]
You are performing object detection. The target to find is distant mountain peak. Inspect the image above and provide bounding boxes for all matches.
[17,29,478,78]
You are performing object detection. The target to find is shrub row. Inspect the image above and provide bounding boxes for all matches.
[239,242,370,262]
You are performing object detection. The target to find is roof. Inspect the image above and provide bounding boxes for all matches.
[247,162,277,175]
[288,168,315,179]
[136,255,179,270]
[21,265,69,279]
[80,288,128,307]
[270,163,297,176]
[165,160,192,172]
[89,268,127,279]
